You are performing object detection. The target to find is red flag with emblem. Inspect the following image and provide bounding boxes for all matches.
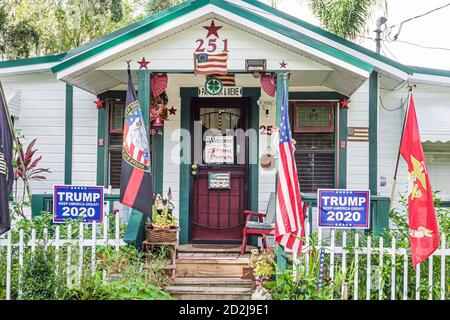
[400,93,440,268]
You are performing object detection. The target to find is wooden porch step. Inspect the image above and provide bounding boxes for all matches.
[175,258,250,278]
[172,277,254,288]
[166,285,253,300]
[178,244,257,253]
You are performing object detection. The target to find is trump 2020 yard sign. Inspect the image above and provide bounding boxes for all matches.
[53,186,104,223]
[317,189,370,229]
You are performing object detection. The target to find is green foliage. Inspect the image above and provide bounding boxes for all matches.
[265,234,345,300]
[266,194,449,300]
[0,0,145,59]
[308,0,386,40]
[146,0,183,15]
[20,246,65,300]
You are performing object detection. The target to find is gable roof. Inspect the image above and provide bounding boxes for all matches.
[0,0,449,85]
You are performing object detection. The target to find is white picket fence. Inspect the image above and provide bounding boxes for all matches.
[293,228,449,300]
[0,213,127,300]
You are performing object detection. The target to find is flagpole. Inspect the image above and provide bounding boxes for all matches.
[0,81,33,206]
[389,86,413,210]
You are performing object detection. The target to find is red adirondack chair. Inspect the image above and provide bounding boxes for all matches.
[241,192,308,255]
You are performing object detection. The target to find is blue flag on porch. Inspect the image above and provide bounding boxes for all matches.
[0,82,13,236]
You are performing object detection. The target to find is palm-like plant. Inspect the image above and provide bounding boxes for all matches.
[268,0,385,41]
[308,0,386,40]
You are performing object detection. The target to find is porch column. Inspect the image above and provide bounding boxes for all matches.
[369,71,378,196]
[123,70,151,248]
[275,71,289,272]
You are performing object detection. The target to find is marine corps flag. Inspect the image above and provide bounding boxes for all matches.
[120,66,153,217]
[0,82,13,236]
[400,93,440,268]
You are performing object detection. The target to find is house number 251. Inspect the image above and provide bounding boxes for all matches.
[195,39,229,53]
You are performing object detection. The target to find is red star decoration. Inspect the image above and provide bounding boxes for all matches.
[279,60,288,69]
[137,57,150,70]
[169,106,177,115]
[203,20,222,38]
[95,97,104,109]
[340,98,350,109]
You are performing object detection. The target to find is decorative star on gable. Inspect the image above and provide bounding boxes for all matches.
[137,57,150,70]
[204,20,222,38]
[279,60,288,69]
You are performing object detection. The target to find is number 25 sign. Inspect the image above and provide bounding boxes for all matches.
[317,189,370,229]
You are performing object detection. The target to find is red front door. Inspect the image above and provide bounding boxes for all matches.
[191,98,249,242]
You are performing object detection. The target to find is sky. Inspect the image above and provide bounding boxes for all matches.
[267,0,450,70]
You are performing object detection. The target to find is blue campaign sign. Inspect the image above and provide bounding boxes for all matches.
[53,186,104,223]
[317,189,370,229]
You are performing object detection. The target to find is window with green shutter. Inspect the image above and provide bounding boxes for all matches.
[290,101,337,193]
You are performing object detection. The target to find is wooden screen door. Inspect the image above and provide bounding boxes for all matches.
[190,98,249,242]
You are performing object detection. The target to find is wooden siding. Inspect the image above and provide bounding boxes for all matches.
[0,72,97,195]
[1,72,65,195]
[347,80,369,190]
[72,87,98,186]
[99,19,331,72]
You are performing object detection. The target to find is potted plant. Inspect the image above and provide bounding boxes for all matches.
[251,249,275,285]
[145,192,178,243]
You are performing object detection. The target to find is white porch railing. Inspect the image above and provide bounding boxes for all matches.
[0,213,127,300]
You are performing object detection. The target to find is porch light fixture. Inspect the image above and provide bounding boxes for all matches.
[246,59,266,73]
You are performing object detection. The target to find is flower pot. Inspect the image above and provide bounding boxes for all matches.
[255,276,271,286]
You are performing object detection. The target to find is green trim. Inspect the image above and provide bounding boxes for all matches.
[290,90,347,188]
[240,0,413,75]
[369,71,378,196]
[31,194,48,218]
[123,210,147,249]
[0,53,65,69]
[153,134,164,194]
[243,88,260,215]
[51,0,372,75]
[64,84,73,185]
[409,65,450,78]
[338,107,348,189]
[289,91,348,100]
[138,71,151,133]
[275,71,288,272]
[103,91,127,187]
[96,96,107,186]
[178,87,260,245]
[179,90,193,244]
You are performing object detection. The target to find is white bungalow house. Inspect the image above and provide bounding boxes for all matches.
[0,0,449,247]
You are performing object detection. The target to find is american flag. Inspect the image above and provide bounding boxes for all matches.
[207,74,235,86]
[275,83,305,254]
[194,53,228,75]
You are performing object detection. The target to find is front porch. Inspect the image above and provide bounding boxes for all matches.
[48,6,395,249]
